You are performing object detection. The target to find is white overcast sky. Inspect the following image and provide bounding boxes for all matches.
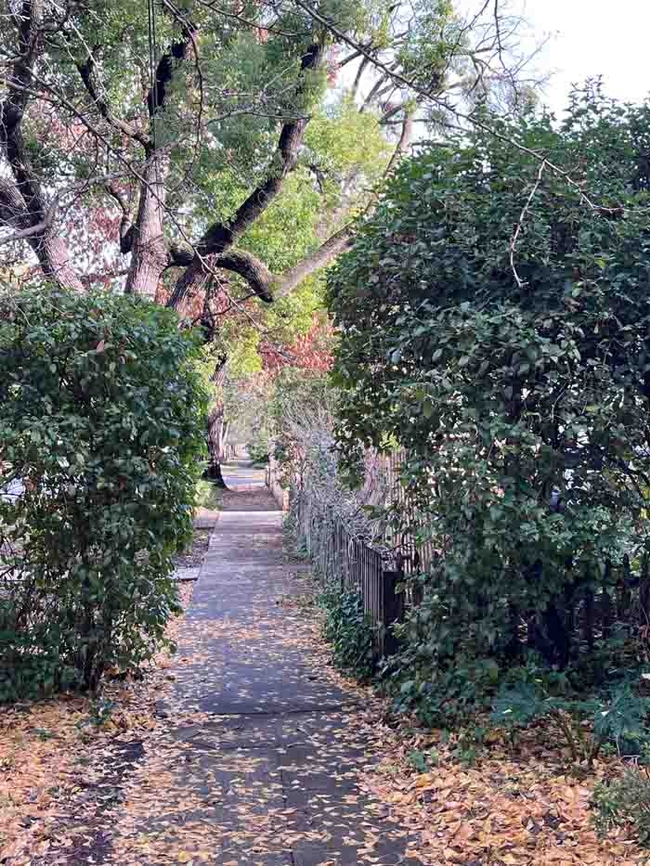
[508,0,650,111]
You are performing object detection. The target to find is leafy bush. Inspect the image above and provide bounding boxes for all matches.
[0,287,206,700]
[329,85,650,720]
[319,581,375,681]
[592,767,650,847]
[491,679,650,765]
[247,437,270,465]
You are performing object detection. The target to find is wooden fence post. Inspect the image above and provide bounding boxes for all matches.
[380,568,404,657]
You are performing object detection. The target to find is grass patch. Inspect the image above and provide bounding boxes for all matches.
[196,479,224,510]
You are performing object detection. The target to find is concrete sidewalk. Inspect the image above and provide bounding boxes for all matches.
[109,473,419,865]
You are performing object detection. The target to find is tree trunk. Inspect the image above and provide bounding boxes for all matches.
[125,151,169,298]
[0,5,86,293]
[205,398,228,488]
[0,160,84,293]
[202,356,229,488]
[37,231,85,292]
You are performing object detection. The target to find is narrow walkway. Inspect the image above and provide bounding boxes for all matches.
[219,457,267,492]
[110,467,418,865]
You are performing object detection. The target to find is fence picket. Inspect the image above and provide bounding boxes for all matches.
[266,442,644,666]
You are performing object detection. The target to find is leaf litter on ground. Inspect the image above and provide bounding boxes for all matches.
[2,530,650,865]
[0,581,194,866]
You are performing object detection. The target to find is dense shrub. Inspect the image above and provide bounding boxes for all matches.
[319,581,376,681]
[0,287,206,700]
[329,86,650,720]
[247,437,270,465]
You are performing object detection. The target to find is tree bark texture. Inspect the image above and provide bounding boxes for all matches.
[124,151,169,298]
[123,36,193,298]
[203,357,229,488]
[0,3,84,291]
[205,399,228,488]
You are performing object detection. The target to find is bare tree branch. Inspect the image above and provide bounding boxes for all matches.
[0,0,84,289]
[384,110,414,175]
[77,47,148,146]
[167,40,326,309]
[509,158,546,289]
[290,0,612,215]
[105,182,135,254]
[0,171,125,249]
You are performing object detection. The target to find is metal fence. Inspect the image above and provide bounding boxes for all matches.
[267,444,650,666]
[291,489,404,658]
[264,443,428,658]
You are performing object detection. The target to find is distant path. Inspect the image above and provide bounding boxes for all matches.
[220,457,266,491]
[108,462,419,865]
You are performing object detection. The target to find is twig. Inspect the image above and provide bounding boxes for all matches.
[290,0,613,215]
[509,158,546,288]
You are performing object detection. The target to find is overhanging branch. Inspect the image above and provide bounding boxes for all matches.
[275,227,353,298]
[215,249,275,303]
[78,48,148,145]
[198,42,324,255]
[167,40,325,309]
[167,244,275,302]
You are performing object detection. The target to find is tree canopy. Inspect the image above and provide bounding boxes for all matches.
[0,0,533,309]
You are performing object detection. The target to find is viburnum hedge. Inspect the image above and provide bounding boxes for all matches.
[329,86,650,721]
[0,287,206,700]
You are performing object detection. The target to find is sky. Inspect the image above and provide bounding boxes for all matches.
[515,0,650,112]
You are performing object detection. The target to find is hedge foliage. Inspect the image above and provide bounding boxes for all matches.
[0,287,206,700]
[329,86,650,720]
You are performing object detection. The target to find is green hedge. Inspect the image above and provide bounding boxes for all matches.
[329,89,650,721]
[0,287,207,700]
